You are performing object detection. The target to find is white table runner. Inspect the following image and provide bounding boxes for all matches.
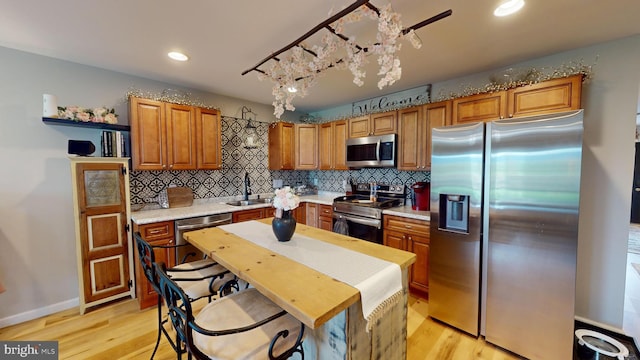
[219,221,402,330]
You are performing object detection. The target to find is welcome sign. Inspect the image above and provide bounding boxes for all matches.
[351,84,431,116]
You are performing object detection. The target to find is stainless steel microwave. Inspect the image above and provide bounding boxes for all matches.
[346,134,397,168]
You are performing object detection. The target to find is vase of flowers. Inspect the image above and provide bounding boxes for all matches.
[272,186,300,242]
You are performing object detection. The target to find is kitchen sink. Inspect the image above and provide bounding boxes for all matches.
[226,198,273,206]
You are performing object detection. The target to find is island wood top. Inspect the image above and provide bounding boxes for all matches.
[183,218,416,329]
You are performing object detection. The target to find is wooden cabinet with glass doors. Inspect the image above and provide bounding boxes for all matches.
[70,158,134,314]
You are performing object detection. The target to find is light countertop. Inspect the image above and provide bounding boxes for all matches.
[131,192,340,225]
[383,205,430,221]
[131,192,430,224]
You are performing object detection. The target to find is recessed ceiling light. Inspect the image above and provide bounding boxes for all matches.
[494,0,525,17]
[287,87,298,93]
[168,51,189,61]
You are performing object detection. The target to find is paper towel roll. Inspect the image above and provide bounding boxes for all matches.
[43,94,58,118]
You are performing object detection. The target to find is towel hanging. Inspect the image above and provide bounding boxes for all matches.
[333,216,349,235]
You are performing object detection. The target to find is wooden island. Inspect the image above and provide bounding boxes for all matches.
[184,218,416,360]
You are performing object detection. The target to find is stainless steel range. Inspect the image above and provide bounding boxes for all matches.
[333,182,406,244]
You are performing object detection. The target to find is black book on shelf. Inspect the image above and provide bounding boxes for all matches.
[120,132,127,157]
[101,131,107,157]
[107,131,113,157]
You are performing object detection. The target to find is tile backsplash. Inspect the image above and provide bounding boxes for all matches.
[129,117,430,204]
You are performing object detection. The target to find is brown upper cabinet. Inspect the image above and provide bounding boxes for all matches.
[130,97,221,171]
[397,106,423,170]
[195,107,222,170]
[268,122,295,170]
[452,75,583,125]
[319,120,348,170]
[295,124,319,170]
[348,110,397,138]
[452,91,507,125]
[507,74,582,118]
[397,101,452,171]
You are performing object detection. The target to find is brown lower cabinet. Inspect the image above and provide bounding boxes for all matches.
[306,203,318,228]
[133,220,176,310]
[383,215,429,299]
[293,204,306,225]
[232,208,267,222]
[318,205,334,231]
[304,203,332,230]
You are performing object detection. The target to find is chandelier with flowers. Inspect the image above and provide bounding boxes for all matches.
[242,0,452,118]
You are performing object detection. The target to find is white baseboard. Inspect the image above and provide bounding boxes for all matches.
[575,315,625,334]
[0,298,79,329]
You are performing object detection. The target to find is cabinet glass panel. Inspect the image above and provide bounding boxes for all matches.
[84,170,121,207]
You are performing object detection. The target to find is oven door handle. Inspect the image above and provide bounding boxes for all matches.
[333,213,382,229]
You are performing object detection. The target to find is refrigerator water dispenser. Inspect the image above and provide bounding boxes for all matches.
[439,194,469,232]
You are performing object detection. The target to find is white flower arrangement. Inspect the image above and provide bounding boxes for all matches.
[57,106,118,124]
[258,4,420,118]
[272,186,300,218]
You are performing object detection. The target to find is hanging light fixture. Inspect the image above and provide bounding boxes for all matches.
[241,106,260,149]
[241,0,452,118]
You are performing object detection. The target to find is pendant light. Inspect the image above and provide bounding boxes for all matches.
[241,106,260,149]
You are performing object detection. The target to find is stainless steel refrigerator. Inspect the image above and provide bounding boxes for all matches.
[429,110,583,360]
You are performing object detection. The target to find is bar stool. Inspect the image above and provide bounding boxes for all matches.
[134,232,238,359]
[155,262,305,360]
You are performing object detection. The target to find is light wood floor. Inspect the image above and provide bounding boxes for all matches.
[0,295,522,360]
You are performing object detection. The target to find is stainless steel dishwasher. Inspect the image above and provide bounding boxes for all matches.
[175,213,232,263]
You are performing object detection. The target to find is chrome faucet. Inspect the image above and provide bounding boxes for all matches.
[243,172,252,201]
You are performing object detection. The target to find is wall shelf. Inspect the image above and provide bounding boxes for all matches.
[42,117,130,131]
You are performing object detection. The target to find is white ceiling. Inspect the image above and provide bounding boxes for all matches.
[1,0,639,115]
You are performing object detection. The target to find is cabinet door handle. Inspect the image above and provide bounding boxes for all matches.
[405,224,413,229]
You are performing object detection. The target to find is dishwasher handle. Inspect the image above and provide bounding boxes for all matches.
[176,218,231,231]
